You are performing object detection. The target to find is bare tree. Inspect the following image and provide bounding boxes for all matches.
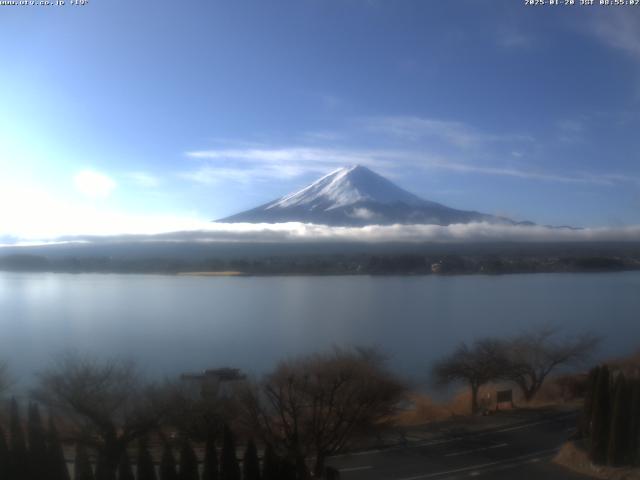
[32,353,168,480]
[0,362,9,397]
[159,376,238,441]
[241,347,405,478]
[432,339,506,414]
[502,327,599,401]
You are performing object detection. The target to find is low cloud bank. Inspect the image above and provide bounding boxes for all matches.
[4,222,640,247]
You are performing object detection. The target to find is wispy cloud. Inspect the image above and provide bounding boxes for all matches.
[182,144,634,187]
[496,29,532,49]
[182,147,394,184]
[426,160,620,185]
[555,119,585,144]
[180,113,640,190]
[590,11,640,59]
[359,115,532,147]
[127,172,161,188]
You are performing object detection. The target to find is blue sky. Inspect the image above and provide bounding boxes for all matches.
[2,0,640,238]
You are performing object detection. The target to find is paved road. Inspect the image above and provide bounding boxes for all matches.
[327,412,588,480]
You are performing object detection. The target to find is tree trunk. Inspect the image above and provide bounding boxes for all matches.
[523,385,536,402]
[470,383,479,414]
[313,453,326,478]
[296,453,310,479]
[96,437,124,480]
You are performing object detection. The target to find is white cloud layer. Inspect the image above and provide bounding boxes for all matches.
[5,221,640,247]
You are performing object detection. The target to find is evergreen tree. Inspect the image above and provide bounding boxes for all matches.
[0,425,9,480]
[178,440,198,480]
[260,444,279,480]
[95,451,113,480]
[220,425,240,480]
[137,438,157,480]
[607,374,631,466]
[580,367,600,437]
[202,432,218,480]
[117,451,135,480]
[279,457,296,480]
[159,443,178,480]
[243,440,260,480]
[630,379,640,466]
[9,398,28,480]
[590,365,611,464]
[27,403,48,480]
[47,416,71,480]
[74,444,95,480]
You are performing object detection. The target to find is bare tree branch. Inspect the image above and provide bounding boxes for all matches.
[501,327,600,401]
[432,338,506,414]
[32,352,168,480]
[240,347,406,477]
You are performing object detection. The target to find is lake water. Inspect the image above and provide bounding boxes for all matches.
[1,271,639,388]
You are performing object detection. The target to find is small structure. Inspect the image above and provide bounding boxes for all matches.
[495,389,515,410]
[180,367,246,398]
[181,367,246,382]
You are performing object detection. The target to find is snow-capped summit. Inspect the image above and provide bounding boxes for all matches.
[218,165,514,226]
[266,165,428,211]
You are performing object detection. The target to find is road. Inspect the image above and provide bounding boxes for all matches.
[327,411,588,480]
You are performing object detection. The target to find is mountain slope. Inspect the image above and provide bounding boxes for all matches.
[217,165,513,226]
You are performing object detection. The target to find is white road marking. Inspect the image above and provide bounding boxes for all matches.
[339,465,373,472]
[391,448,558,480]
[462,455,546,477]
[330,414,573,459]
[444,442,508,457]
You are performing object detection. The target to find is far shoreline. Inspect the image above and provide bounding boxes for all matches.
[177,271,246,276]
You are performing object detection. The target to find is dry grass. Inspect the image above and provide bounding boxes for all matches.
[607,349,640,378]
[395,383,518,426]
[554,441,640,480]
[395,377,585,427]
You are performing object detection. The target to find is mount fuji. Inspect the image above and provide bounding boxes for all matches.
[218,165,521,227]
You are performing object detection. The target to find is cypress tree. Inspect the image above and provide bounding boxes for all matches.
[242,439,260,480]
[178,440,198,480]
[220,425,240,480]
[0,425,9,480]
[202,432,218,480]
[580,367,600,437]
[629,379,640,466]
[9,398,28,480]
[95,451,112,480]
[159,443,178,480]
[27,403,48,480]
[261,444,279,480]
[117,451,135,480]
[137,438,157,480]
[279,457,296,480]
[47,416,70,480]
[607,374,631,466]
[74,444,95,480]
[590,365,611,464]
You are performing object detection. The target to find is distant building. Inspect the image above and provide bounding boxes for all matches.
[431,262,442,274]
[180,367,246,398]
[180,367,246,382]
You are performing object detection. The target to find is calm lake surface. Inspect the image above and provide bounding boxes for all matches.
[1,271,639,387]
